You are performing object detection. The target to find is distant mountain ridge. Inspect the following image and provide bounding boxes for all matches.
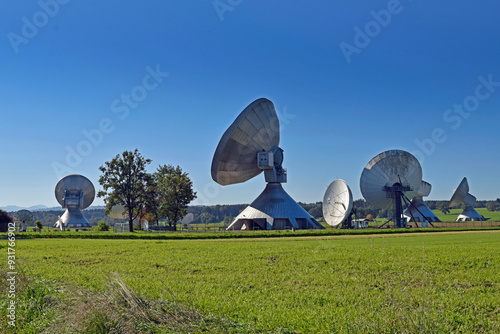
[1,205,105,212]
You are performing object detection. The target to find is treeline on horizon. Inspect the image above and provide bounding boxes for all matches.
[9,199,500,227]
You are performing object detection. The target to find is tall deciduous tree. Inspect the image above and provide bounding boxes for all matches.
[0,210,13,231]
[35,220,43,230]
[97,149,152,232]
[156,165,197,231]
[143,184,161,225]
[486,201,499,212]
[308,204,323,219]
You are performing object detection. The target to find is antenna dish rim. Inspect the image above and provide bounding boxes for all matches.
[54,174,95,209]
[211,98,280,186]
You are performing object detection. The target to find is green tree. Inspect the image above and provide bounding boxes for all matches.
[96,221,110,231]
[223,215,234,227]
[199,212,216,225]
[144,175,163,225]
[486,201,498,212]
[0,210,13,229]
[156,165,197,231]
[438,202,450,215]
[97,149,153,232]
[35,220,43,230]
[308,204,323,219]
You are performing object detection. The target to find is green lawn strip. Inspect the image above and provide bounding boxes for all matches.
[432,207,500,222]
[4,226,500,241]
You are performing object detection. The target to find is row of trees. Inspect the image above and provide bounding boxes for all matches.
[486,199,500,212]
[98,149,197,232]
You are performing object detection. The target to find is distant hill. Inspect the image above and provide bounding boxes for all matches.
[6,208,120,227]
[0,205,51,212]
[1,205,105,212]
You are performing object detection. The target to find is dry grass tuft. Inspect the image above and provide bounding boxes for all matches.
[0,269,249,333]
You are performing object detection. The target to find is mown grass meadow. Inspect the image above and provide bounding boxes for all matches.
[1,231,499,333]
[432,207,500,222]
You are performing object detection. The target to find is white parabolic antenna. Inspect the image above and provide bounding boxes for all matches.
[14,209,33,229]
[212,98,322,230]
[54,174,95,229]
[360,149,422,227]
[449,177,484,221]
[322,179,353,227]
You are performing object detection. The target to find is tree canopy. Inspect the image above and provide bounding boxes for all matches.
[97,151,197,232]
[98,149,152,232]
[0,210,13,228]
[155,164,197,231]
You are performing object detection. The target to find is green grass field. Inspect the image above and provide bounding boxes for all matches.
[432,207,500,222]
[1,231,499,333]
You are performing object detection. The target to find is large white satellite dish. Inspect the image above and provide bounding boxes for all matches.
[403,180,440,225]
[449,177,485,221]
[322,179,353,228]
[212,98,322,230]
[360,149,422,228]
[54,174,95,230]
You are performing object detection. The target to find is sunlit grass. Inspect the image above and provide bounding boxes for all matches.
[432,207,500,222]
[3,231,500,332]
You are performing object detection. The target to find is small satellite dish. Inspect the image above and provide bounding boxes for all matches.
[404,181,440,225]
[212,98,322,230]
[322,179,353,228]
[360,149,422,228]
[54,174,95,230]
[108,204,126,219]
[449,177,485,221]
[14,209,33,230]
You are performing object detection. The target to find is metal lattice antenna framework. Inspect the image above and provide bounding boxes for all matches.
[14,210,33,230]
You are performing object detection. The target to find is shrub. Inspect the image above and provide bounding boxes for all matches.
[35,220,43,230]
[96,221,110,232]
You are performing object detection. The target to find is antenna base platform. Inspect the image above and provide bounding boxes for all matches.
[226,183,322,230]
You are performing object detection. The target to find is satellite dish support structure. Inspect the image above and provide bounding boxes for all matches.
[383,178,411,228]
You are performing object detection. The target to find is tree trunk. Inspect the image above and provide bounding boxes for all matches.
[129,208,134,232]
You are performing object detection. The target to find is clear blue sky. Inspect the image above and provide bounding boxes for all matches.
[1,0,499,208]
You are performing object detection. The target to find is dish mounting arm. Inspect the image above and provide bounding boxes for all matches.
[257,146,287,183]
